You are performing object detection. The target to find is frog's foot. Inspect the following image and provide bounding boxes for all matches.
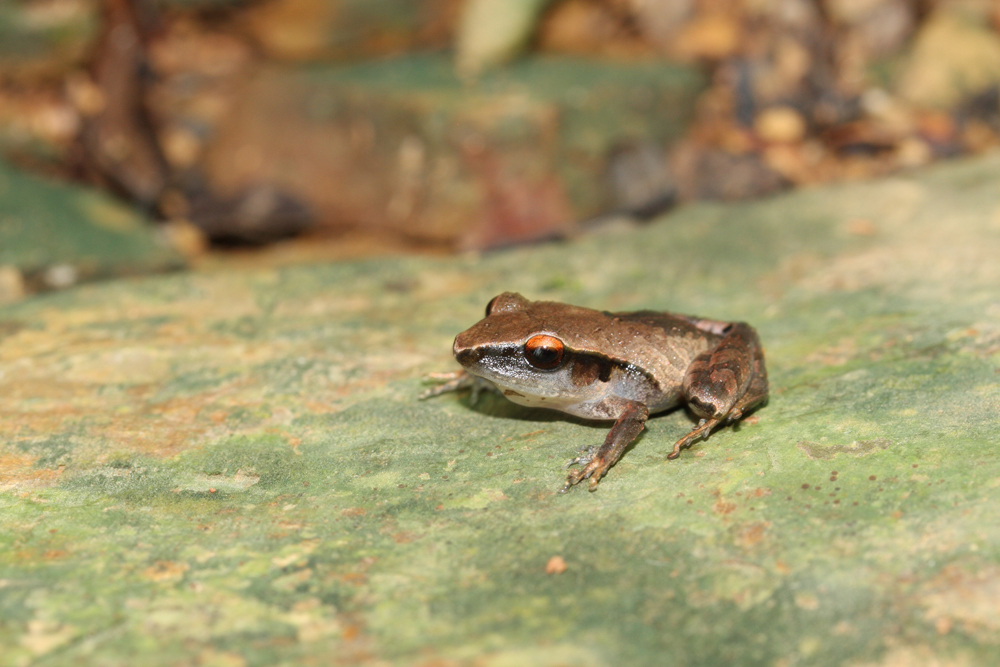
[560,400,648,493]
[667,417,720,460]
[419,371,496,405]
[419,371,470,399]
[560,455,610,494]
[565,444,599,470]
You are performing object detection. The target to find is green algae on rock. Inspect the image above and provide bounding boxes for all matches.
[0,158,184,295]
[2,153,1000,665]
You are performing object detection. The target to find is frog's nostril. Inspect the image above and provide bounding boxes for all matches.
[454,346,481,365]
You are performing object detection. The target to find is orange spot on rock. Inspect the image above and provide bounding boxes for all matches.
[713,498,738,515]
[735,521,771,547]
[0,453,62,492]
[545,555,568,574]
[143,560,189,582]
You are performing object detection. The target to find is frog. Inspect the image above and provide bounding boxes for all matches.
[423,292,768,492]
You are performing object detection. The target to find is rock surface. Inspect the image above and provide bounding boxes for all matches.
[897,8,1000,109]
[455,0,554,75]
[200,54,704,248]
[2,152,1000,665]
[0,157,184,296]
[240,0,461,62]
[0,0,98,78]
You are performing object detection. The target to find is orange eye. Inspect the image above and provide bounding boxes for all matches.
[524,335,564,370]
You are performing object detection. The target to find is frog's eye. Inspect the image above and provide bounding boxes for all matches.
[485,295,500,317]
[524,335,565,370]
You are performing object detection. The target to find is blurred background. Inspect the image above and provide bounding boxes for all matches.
[1,0,999,301]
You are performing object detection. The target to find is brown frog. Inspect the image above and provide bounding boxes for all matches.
[425,293,768,491]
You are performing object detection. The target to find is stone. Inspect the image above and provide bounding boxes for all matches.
[0,157,184,294]
[671,13,743,61]
[897,9,1000,109]
[755,105,808,143]
[672,141,791,201]
[198,54,704,248]
[536,0,653,58]
[239,0,461,62]
[0,0,99,79]
[626,0,695,48]
[3,151,1000,664]
[455,0,554,76]
[0,264,24,304]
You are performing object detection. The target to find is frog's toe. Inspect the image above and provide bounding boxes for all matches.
[419,370,471,400]
[668,417,721,459]
[560,469,586,493]
[565,444,599,469]
[560,457,608,492]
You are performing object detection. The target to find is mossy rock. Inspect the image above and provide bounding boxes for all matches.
[0,158,184,290]
[200,54,704,247]
[2,153,1000,665]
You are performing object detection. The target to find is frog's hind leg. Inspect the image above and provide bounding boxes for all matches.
[669,322,769,459]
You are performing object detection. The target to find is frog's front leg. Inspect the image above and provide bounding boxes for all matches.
[669,322,768,459]
[561,401,648,493]
[419,370,497,405]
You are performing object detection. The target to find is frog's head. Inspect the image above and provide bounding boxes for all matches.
[452,293,615,411]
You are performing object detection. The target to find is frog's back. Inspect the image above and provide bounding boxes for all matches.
[593,310,717,412]
[520,303,717,414]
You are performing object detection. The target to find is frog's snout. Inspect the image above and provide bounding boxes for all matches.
[453,338,482,366]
